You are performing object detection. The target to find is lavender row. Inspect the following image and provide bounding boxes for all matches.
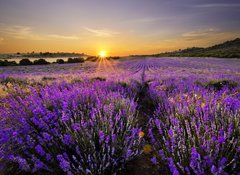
[148,78,240,174]
[0,80,143,174]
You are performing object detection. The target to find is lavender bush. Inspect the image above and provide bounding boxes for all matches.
[0,80,142,174]
[148,79,240,174]
[1,57,240,175]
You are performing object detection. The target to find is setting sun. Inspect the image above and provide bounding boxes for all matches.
[99,51,106,58]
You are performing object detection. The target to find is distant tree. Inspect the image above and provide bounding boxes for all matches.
[33,59,50,65]
[7,60,17,66]
[67,57,84,63]
[19,58,32,65]
[56,59,65,64]
[17,52,20,55]
[67,58,73,63]
[0,60,9,66]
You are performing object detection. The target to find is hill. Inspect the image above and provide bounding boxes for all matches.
[155,38,240,58]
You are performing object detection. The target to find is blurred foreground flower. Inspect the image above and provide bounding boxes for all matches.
[138,131,144,138]
[143,144,152,154]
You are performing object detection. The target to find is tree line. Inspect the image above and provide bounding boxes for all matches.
[0,58,85,67]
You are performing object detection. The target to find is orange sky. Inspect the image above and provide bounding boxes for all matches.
[0,32,238,56]
[0,0,239,56]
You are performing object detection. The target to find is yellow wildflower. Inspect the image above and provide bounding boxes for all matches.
[143,144,152,154]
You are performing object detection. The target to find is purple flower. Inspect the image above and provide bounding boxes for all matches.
[217,136,225,144]
[168,158,180,175]
[42,132,52,141]
[13,156,30,171]
[86,169,91,174]
[12,131,18,137]
[72,123,81,131]
[111,134,116,142]
[61,112,69,122]
[220,157,227,165]
[35,145,45,156]
[151,156,157,165]
[211,165,217,174]
[57,154,71,172]
[46,153,52,161]
[99,131,105,142]
[155,119,160,126]
[105,135,110,144]
[63,134,73,145]
[33,159,45,170]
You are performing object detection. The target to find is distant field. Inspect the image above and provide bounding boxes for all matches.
[1,57,240,82]
[1,57,240,174]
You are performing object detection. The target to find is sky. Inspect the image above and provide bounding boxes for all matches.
[0,0,239,56]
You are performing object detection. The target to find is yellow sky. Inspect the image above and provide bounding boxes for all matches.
[0,31,239,56]
[0,0,239,56]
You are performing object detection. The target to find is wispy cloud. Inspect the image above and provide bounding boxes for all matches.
[125,16,180,24]
[195,3,240,8]
[83,27,119,37]
[48,34,79,40]
[0,23,82,41]
[182,28,219,40]
[0,23,44,40]
[127,17,161,23]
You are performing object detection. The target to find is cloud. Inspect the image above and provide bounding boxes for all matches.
[182,28,219,40]
[0,23,44,40]
[195,3,240,8]
[125,16,181,24]
[127,17,161,23]
[0,24,81,41]
[83,27,119,37]
[48,34,79,40]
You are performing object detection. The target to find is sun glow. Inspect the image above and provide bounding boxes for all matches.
[99,51,106,58]
[96,50,114,73]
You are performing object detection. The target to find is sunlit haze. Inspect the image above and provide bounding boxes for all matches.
[99,51,106,58]
[0,0,239,56]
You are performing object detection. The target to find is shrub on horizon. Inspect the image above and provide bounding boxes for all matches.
[19,58,33,66]
[0,60,17,66]
[67,57,84,63]
[56,59,65,64]
[33,59,50,65]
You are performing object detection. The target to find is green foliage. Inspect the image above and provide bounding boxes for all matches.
[42,76,56,81]
[91,77,106,81]
[56,59,65,64]
[33,59,50,65]
[196,79,238,91]
[0,77,28,85]
[0,60,17,66]
[118,81,128,88]
[155,38,240,58]
[71,78,83,84]
[21,52,85,58]
[67,57,84,63]
[19,59,32,65]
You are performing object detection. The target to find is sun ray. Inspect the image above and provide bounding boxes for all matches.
[95,50,115,75]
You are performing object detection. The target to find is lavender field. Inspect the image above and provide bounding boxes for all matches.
[0,57,240,175]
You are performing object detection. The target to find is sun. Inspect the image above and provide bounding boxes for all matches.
[99,51,106,58]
